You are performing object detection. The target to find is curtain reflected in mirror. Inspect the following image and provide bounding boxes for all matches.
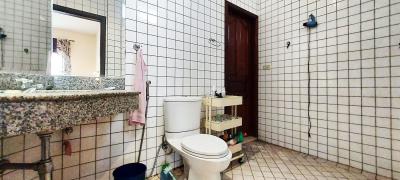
[51,38,72,75]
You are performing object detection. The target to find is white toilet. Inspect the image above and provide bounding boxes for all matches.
[164,96,232,180]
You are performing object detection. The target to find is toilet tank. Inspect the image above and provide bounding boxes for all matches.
[164,96,202,138]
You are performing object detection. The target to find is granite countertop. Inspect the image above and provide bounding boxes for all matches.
[0,90,140,137]
[0,90,139,102]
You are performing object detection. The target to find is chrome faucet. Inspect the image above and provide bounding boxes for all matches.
[15,78,33,90]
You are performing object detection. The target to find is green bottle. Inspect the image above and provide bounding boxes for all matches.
[237,131,244,143]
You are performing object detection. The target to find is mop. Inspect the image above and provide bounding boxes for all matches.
[137,80,151,163]
[137,81,176,180]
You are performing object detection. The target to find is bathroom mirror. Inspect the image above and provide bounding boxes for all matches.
[0,0,125,77]
[52,5,105,76]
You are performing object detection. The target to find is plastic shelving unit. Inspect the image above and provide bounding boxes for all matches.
[202,96,244,163]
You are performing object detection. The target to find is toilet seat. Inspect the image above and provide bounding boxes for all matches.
[181,134,229,159]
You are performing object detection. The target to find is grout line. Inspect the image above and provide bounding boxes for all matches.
[283,0,287,150]
[269,1,274,143]
[306,0,310,156]
[22,135,26,179]
[316,0,320,159]
[108,116,112,176]
[61,130,64,179]
[373,0,378,178]
[28,0,32,71]
[358,0,364,173]
[298,0,302,154]
[388,0,394,178]
[290,0,294,152]
[78,125,82,178]
[325,0,329,161]
[334,0,340,164]
[0,136,2,180]
[347,0,351,169]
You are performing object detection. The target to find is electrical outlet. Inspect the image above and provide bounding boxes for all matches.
[263,64,271,70]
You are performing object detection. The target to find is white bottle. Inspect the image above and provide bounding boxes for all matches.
[221,87,226,97]
[211,86,216,97]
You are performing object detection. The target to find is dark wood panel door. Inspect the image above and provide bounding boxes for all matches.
[225,2,258,137]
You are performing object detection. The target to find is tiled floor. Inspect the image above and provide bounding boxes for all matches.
[151,141,389,180]
[223,141,387,180]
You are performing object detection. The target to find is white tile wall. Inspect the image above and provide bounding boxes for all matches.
[124,0,226,175]
[124,0,258,177]
[0,0,51,73]
[258,0,400,179]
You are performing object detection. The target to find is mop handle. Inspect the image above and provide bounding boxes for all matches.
[137,81,151,163]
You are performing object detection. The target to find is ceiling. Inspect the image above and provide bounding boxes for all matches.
[52,11,100,35]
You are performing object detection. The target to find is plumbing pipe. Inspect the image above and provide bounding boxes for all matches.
[37,132,53,180]
[0,132,53,180]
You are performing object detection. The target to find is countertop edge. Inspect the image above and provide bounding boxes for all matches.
[0,91,140,102]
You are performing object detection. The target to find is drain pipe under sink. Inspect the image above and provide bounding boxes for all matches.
[0,132,53,180]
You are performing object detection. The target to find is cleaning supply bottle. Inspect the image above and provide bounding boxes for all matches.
[160,163,176,180]
[236,132,244,143]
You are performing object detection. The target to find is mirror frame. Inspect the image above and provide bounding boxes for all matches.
[52,4,106,76]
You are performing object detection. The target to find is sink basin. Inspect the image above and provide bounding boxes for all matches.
[0,89,113,94]
[0,90,23,94]
[34,90,93,93]
[0,90,139,137]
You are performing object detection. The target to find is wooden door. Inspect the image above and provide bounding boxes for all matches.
[225,2,258,137]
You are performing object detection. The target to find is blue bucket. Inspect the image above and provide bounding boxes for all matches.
[113,163,147,180]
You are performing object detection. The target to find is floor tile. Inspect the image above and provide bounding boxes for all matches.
[224,141,371,180]
[150,141,373,180]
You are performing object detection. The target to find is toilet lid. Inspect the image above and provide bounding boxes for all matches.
[181,134,228,159]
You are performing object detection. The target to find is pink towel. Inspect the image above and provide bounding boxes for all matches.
[129,49,147,125]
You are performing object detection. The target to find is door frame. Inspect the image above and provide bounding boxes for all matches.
[225,1,258,137]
